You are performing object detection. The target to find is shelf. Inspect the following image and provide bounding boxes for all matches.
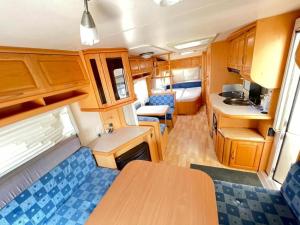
[0,90,88,127]
[219,128,265,142]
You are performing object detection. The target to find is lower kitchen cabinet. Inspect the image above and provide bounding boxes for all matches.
[215,128,265,171]
[229,140,263,171]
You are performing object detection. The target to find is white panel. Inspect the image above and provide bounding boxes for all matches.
[0,107,76,178]
[70,102,103,145]
[273,132,300,183]
[286,84,300,135]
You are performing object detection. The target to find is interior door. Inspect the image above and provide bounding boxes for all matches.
[273,77,300,183]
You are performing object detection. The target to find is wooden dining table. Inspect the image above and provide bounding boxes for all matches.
[85,160,219,225]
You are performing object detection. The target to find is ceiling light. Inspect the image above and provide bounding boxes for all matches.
[174,38,212,50]
[180,51,194,56]
[140,52,154,59]
[80,0,99,46]
[153,0,182,7]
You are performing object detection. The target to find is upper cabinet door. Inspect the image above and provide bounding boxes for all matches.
[33,54,89,91]
[0,53,45,103]
[237,35,245,71]
[242,28,256,79]
[129,59,140,76]
[100,52,134,104]
[84,54,112,107]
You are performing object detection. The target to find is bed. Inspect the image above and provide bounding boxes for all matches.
[167,80,202,115]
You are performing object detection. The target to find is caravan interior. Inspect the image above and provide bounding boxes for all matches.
[0,1,300,225]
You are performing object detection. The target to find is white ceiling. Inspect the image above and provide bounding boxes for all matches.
[1,0,300,58]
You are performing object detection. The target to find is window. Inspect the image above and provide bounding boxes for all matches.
[172,67,200,83]
[0,107,76,178]
[134,78,149,104]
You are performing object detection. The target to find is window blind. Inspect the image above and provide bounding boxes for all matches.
[134,78,149,104]
[0,107,76,178]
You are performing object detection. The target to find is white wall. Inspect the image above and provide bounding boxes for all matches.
[70,103,103,146]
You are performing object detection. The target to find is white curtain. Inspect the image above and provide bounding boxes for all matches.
[134,78,149,104]
[0,107,76,178]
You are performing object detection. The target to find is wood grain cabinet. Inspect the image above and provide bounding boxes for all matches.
[33,54,89,92]
[129,57,153,76]
[0,47,89,127]
[227,11,299,88]
[0,53,46,104]
[80,49,136,111]
[215,131,225,163]
[216,128,265,171]
[229,140,263,171]
[242,28,255,79]
[228,27,255,80]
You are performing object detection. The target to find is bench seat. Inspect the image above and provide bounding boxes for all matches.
[0,147,118,225]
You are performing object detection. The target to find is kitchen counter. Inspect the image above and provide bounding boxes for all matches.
[88,126,159,169]
[210,93,272,119]
[89,126,151,154]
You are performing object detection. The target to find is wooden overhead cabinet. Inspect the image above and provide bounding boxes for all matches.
[80,49,136,111]
[33,54,89,92]
[0,47,89,127]
[227,11,300,88]
[0,53,46,104]
[129,57,153,76]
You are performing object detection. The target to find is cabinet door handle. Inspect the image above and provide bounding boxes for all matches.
[231,150,236,161]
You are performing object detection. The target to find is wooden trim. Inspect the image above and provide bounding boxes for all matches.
[81,48,128,54]
[212,107,272,120]
[138,120,168,160]
[0,46,78,55]
[227,22,257,41]
[80,98,136,112]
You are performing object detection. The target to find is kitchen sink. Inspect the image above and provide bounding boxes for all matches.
[223,98,252,106]
[218,91,243,99]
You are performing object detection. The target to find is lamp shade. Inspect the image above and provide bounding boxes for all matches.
[80,24,99,46]
[80,6,99,45]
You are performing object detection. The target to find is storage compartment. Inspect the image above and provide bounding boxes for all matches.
[115,142,151,170]
[217,128,266,171]
[43,91,87,105]
[0,100,44,119]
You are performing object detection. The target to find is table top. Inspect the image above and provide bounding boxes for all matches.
[88,126,151,154]
[136,105,169,116]
[85,161,219,225]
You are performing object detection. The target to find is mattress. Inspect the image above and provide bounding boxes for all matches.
[173,88,185,99]
[176,87,202,102]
